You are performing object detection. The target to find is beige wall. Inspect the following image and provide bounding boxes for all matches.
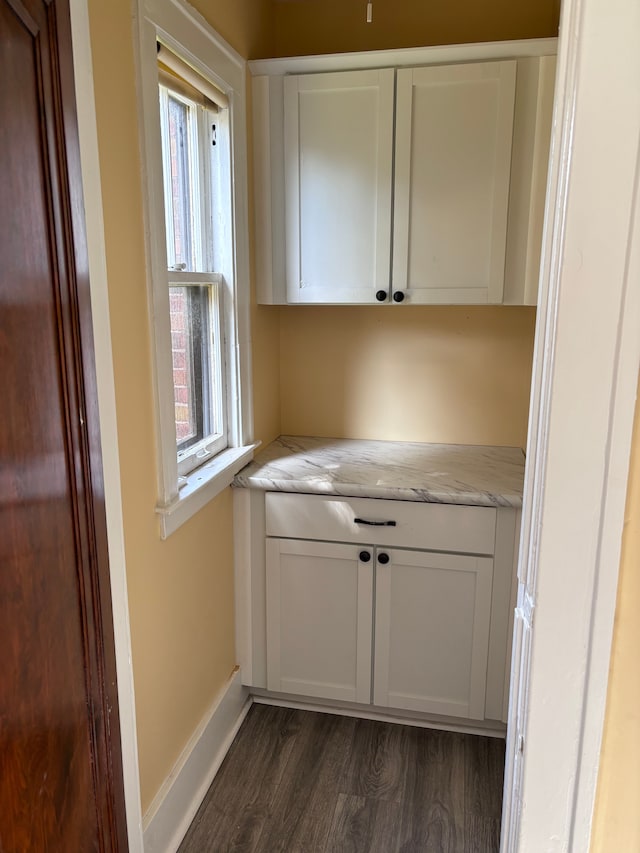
[189,0,274,59]
[273,0,559,56]
[591,377,640,851]
[87,0,277,813]
[280,307,536,446]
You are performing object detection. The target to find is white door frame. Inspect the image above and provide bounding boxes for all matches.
[69,1,145,849]
[502,0,640,849]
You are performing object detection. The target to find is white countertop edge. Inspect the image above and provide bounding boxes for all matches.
[232,477,523,508]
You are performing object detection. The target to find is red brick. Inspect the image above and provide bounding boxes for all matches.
[170,311,185,331]
[172,351,186,370]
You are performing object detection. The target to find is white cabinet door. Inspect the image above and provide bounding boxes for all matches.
[266,538,374,702]
[503,56,557,305]
[284,69,394,303]
[392,61,516,304]
[373,548,493,719]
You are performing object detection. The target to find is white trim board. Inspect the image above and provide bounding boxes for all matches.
[143,670,250,853]
[249,37,558,76]
[251,694,506,739]
[68,1,144,849]
[501,0,640,849]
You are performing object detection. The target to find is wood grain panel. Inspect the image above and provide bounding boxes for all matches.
[257,711,355,851]
[341,719,408,803]
[177,704,302,850]
[328,794,402,853]
[0,0,127,847]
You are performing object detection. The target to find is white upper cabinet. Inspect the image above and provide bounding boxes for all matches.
[503,55,557,305]
[392,61,516,304]
[284,69,394,303]
[250,41,557,306]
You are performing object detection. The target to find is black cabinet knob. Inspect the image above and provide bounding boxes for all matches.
[378,552,390,564]
[392,291,405,303]
[375,290,388,302]
[359,551,371,563]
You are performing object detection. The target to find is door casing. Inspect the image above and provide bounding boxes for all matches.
[501,0,640,849]
[68,0,144,848]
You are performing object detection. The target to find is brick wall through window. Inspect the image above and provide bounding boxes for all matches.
[170,287,193,442]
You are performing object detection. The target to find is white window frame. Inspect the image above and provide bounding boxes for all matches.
[157,85,207,274]
[135,0,256,538]
[158,84,228,474]
[169,273,228,476]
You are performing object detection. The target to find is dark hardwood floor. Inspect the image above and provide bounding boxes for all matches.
[178,703,505,853]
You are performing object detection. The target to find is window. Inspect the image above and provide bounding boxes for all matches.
[137,1,254,537]
[158,81,226,475]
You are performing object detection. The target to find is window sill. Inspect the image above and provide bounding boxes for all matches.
[156,443,259,538]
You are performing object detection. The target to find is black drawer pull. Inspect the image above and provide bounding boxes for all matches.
[353,517,397,527]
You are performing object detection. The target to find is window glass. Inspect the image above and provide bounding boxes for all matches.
[159,82,226,472]
[170,285,211,448]
[166,95,195,270]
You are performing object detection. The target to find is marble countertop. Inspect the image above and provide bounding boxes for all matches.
[233,436,525,508]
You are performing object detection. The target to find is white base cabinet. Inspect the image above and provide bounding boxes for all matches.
[373,548,493,719]
[249,491,520,724]
[265,538,373,703]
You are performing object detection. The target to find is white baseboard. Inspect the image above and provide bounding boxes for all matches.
[251,693,506,739]
[143,668,251,853]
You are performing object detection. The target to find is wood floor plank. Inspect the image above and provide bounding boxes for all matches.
[178,704,302,852]
[341,718,408,802]
[464,814,501,853]
[255,710,356,852]
[464,735,505,820]
[327,793,401,853]
[397,727,467,852]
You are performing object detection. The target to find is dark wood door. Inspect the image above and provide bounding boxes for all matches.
[0,0,128,849]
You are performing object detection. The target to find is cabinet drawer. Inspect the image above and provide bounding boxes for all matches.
[265,493,496,555]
